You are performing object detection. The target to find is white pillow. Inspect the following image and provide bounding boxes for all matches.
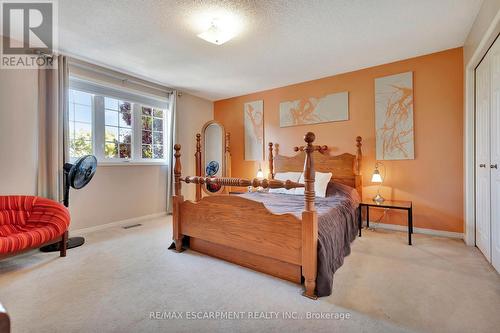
[294,171,332,198]
[269,172,302,195]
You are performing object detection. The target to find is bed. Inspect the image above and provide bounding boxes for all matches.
[171,132,362,299]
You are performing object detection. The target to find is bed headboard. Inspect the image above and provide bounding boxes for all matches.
[269,136,363,197]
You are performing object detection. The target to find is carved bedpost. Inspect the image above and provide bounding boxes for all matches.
[354,136,363,198]
[355,136,362,175]
[195,134,202,201]
[303,133,316,211]
[225,133,232,192]
[174,144,182,196]
[173,144,184,252]
[301,132,318,299]
[268,142,274,179]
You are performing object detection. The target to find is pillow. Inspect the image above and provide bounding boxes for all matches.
[295,171,333,198]
[269,172,302,195]
[326,181,339,197]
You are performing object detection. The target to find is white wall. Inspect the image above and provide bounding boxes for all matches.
[176,93,214,201]
[0,68,213,230]
[0,70,38,195]
[69,165,168,230]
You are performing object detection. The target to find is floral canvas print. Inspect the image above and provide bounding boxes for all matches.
[279,92,348,127]
[244,100,264,161]
[375,71,414,160]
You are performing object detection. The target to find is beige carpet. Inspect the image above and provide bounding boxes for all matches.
[0,216,499,333]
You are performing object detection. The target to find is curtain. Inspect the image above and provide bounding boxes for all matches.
[166,90,178,214]
[37,55,69,202]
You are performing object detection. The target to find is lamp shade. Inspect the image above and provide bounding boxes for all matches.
[371,169,383,183]
[256,169,264,179]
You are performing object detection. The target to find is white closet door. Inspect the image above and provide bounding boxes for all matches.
[489,38,500,272]
[475,56,491,261]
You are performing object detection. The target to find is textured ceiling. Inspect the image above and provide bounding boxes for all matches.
[59,0,483,101]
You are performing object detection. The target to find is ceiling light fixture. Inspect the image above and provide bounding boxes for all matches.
[198,19,238,45]
[190,6,244,45]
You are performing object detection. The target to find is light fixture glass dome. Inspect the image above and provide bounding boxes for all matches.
[371,169,383,183]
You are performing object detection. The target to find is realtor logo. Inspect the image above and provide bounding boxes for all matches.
[1,0,57,69]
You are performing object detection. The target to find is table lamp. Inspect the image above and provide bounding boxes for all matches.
[256,163,264,179]
[252,163,264,192]
[371,162,385,203]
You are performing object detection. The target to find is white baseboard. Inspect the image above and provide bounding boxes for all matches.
[71,212,168,235]
[368,221,463,239]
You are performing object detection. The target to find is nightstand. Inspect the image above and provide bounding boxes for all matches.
[358,200,413,245]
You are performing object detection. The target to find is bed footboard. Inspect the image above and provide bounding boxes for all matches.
[181,195,302,263]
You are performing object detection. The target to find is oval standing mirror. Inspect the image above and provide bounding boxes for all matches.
[201,121,226,194]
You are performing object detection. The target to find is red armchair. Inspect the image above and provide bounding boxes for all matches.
[0,196,70,259]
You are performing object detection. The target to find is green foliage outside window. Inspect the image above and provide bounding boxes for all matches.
[104,131,119,158]
[70,131,92,158]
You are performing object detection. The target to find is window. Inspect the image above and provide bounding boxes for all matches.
[141,107,165,159]
[68,90,93,159]
[67,83,170,165]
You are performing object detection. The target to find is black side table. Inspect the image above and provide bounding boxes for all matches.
[358,200,413,245]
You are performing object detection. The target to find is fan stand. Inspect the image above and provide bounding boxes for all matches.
[39,236,85,252]
[40,162,87,253]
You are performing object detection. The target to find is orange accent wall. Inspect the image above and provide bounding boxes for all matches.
[214,47,464,233]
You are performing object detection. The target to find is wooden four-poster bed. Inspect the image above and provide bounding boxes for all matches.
[171,132,362,299]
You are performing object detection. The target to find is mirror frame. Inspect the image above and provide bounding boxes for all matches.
[201,120,226,195]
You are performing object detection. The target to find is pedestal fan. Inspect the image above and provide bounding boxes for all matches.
[40,155,97,252]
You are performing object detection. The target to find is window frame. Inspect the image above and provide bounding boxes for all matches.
[68,77,170,166]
